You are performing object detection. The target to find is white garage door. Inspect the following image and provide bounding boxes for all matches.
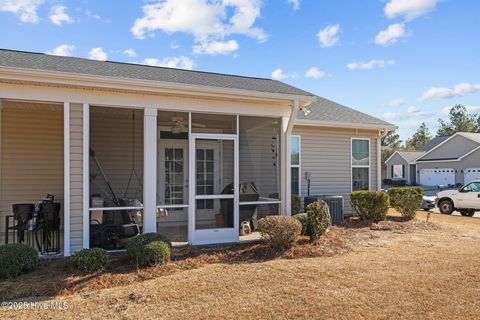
[464,168,480,184]
[419,168,455,186]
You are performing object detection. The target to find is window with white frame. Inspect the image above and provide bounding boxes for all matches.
[291,135,300,195]
[352,139,370,191]
[392,164,404,179]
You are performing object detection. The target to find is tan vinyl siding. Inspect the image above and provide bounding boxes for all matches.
[69,103,83,252]
[0,102,63,245]
[292,126,380,215]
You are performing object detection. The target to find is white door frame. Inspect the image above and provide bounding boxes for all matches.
[189,133,239,245]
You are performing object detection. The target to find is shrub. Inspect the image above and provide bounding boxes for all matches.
[70,248,109,273]
[388,187,424,207]
[0,244,39,278]
[257,216,302,249]
[350,191,390,222]
[305,201,331,241]
[127,233,171,267]
[291,195,301,216]
[389,188,423,220]
[292,213,308,235]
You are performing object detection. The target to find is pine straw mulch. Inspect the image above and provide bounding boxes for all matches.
[0,216,438,301]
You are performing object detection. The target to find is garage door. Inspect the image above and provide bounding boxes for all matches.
[464,168,480,184]
[419,168,455,186]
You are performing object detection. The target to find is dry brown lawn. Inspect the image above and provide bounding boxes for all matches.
[2,210,480,320]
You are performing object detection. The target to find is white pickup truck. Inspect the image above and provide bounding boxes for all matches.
[436,181,480,217]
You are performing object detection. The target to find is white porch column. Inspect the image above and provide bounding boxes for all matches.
[282,100,300,216]
[82,103,90,249]
[63,102,71,256]
[143,107,158,233]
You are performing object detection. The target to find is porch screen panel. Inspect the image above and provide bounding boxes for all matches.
[239,116,281,218]
[156,110,189,243]
[89,106,144,250]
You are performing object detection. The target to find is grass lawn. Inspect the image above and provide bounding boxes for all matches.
[1,210,480,319]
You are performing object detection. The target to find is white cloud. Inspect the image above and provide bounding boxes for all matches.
[49,5,74,26]
[170,41,181,49]
[288,0,300,10]
[381,105,434,121]
[317,24,340,48]
[271,69,287,80]
[193,39,239,55]
[47,44,75,57]
[419,83,480,102]
[131,0,267,48]
[0,0,44,23]
[143,56,194,70]
[347,59,395,70]
[85,10,111,23]
[385,0,437,21]
[375,23,408,46]
[388,98,405,107]
[305,67,327,79]
[123,48,137,58]
[88,47,108,61]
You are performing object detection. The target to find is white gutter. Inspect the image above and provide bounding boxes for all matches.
[295,119,397,131]
[0,66,316,105]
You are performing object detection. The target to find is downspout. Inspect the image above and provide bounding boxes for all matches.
[283,100,302,216]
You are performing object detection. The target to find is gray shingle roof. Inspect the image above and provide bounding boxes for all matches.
[418,136,450,152]
[0,49,314,97]
[397,151,425,163]
[296,95,394,127]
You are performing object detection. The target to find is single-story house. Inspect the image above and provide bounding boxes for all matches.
[0,49,394,256]
[384,151,425,185]
[385,133,480,187]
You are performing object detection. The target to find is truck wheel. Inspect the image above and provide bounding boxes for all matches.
[460,210,475,217]
[439,200,454,215]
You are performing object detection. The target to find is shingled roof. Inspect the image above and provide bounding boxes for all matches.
[0,49,314,97]
[297,95,394,127]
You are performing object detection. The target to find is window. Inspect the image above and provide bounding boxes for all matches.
[352,139,370,191]
[392,165,404,179]
[462,182,480,193]
[291,135,301,195]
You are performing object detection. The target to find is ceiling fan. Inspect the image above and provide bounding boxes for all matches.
[158,116,206,134]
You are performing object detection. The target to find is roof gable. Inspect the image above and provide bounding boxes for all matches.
[417,132,480,161]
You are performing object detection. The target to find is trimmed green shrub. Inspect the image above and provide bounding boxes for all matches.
[127,233,171,267]
[292,213,308,235]
[70,248,109,273]
[389,188,423,220]
[350,191,390,222]
[0,244,39,278]
[306,200,331,242]
[257,216,302,249]
[388,187,424,207]
[291,195,301,216]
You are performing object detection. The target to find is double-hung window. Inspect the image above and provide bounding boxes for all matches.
[352,139,370,191]
[291,135,301,196]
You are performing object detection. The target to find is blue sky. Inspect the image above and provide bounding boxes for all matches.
[0,0,479,140]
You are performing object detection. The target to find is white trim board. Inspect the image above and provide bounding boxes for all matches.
[63,102,70,256]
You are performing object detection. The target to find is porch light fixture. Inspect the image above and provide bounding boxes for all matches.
[301,106,311,117]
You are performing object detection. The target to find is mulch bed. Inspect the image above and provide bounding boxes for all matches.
[0,216,435,301]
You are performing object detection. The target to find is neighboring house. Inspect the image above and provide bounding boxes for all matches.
[416,132,480,186]
[385,151,425,185]
[384,133,480,187]
[0,49,394,256]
